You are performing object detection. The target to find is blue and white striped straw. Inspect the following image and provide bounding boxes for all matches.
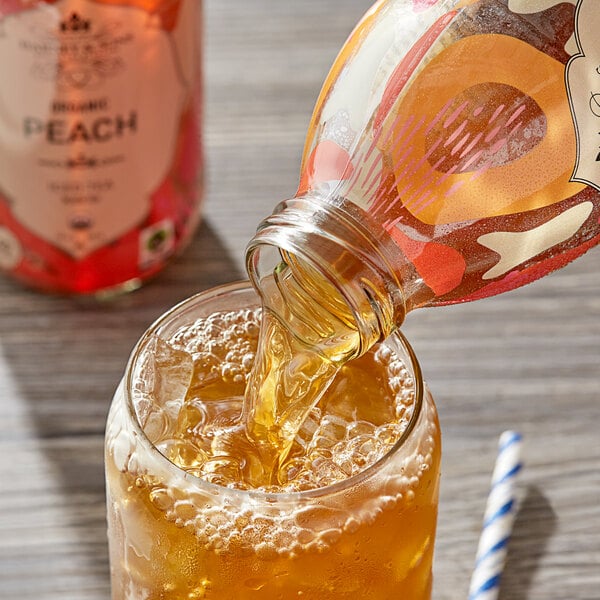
[468,431,523,600]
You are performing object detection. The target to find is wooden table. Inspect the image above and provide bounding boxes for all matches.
[1,2,598,599]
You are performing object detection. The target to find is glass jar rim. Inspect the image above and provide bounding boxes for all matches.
[123,279,425,502]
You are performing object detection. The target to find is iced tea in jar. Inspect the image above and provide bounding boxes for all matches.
[105,282,441,599]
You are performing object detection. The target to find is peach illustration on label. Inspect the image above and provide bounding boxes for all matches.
[379,34,584,225]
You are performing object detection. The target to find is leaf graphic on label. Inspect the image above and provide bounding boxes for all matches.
[477,202,593,279]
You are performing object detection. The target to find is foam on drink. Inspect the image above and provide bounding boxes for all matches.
[130,307,421,491]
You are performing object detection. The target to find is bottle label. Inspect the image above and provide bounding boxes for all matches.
[0,0,189,259]
[566,0,600,191]
[297,0,600,308]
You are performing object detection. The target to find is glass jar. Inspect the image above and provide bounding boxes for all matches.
[105,281,441,599]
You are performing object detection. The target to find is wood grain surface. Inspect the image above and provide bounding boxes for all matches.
[0,2,598,599]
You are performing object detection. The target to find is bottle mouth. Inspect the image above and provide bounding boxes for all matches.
[245,194,406,359]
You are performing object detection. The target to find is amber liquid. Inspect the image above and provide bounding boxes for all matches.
[243,258,367,481]
[105,281,441,599]
[106,445,440,599]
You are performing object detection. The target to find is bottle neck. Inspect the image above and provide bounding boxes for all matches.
[245,193,407,361]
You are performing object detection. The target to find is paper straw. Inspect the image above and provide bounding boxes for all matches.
[468,431,523,600]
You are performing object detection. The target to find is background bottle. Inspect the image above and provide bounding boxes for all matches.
[0,0,203,295]
[246,0,600,359]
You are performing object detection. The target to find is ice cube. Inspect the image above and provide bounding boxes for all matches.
[132,335,194,441]
[152,336,194,406]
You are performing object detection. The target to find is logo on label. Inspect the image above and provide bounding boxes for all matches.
[139,219,175,269]
[22,10,133,91]
[566,0,600,191]
[0,227,23,270]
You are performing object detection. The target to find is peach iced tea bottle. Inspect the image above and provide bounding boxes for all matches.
[0,0,203,294]
[244,0,600,458]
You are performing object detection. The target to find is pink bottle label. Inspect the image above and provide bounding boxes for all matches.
[298,0,599,308]
[0,0,201,292]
